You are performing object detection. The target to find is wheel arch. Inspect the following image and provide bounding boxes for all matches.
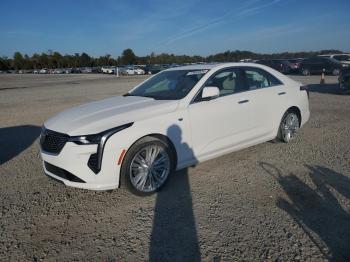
[286,106,302,127]
[148,133,178,169]
[121,133,178,172]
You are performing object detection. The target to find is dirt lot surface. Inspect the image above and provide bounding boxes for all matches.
[0,73,349,261]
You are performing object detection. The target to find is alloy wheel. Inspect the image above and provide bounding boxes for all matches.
[129,145,170,193]
[281,113,299,143]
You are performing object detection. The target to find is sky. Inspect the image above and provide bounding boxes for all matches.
[1,0,350,57]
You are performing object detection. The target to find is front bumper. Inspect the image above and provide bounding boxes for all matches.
[40,140,122,191]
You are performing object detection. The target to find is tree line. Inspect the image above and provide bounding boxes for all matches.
[0,48,344,71]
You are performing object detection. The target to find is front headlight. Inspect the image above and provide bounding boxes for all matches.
[69,134,102,145]
[69,123,133,145]
[69,123,134,174]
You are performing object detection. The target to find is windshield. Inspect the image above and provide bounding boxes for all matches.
[328,57,342,64]
[127,70,208,100]
[334,55,350,61]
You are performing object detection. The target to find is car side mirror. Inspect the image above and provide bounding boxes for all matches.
[202,86,219,100]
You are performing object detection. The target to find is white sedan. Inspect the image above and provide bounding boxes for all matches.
[134,68,145,75]
[40,63,310,195]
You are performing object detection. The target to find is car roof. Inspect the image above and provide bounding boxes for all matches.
[319,54,350,56]
[166,62,298,86]
[165,62,266,71]
[165,64,220,71]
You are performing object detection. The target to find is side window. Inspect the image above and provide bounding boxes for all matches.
[243,68,282,90]
[244,69,270,90]
[307,58,317,64]
[333,55,345,61]
[315,58,325,63]
[268,73,283,86]
[204,68,247,97]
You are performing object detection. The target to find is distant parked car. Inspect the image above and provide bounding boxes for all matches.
[144,65,164,74]
[53,69,64,74]
[124,66,146,75]
[101,66,115,74]
[319,54,350,66]
[114,67,127,75]
[288,58,304,71]
[299,57,345,76]
[91,67,101,73]
[339,67,350,93]
[81,67,92,73]
[134,68,145,75]
[39,68,48,74]
[125,67,135,75]
[71,68,82,74]
[239,59,254,63]
[256,59,295,74]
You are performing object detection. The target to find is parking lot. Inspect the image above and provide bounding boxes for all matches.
[0,73,349,261]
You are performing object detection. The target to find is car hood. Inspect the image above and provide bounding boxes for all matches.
[44,96,179,135]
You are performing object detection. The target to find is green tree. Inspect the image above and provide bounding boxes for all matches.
[52,52,62,68]
[31,53,40,69]
[13,52,24,70]
[23,54,32,69]
[121,48,137,65]
[0,56,11,70]
[80,52,91,67]
[39,53,49,68]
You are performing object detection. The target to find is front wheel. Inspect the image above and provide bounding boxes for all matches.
[278,111,300,143]
[332,68,340,76]
[120,137,174,195]
[302,68,310,76]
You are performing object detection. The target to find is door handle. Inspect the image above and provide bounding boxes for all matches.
[238,99,249,104]
[278,92,286,95]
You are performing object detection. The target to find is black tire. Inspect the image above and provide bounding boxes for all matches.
[301,68,310,76]
[120,136,175,196]
[277,110,300,143]
[332,68,340,76]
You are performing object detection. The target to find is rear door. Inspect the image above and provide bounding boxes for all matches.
[241,67,286,137]
[314,58,327,73]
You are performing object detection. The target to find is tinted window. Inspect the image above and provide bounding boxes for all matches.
[205,68,247,96]
[333,55,350,61]
[311,57,322,62]
[243,68,282,90]
[257,60,270,66]
[268,73,283,86]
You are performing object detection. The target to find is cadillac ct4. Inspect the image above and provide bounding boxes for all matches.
[40,63,310,195]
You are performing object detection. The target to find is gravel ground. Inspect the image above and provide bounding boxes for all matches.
[0,73,349,261]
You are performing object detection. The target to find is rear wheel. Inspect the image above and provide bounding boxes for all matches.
[332,68,340,76]
[120,137,174,196]
[302,68,310,76]
[278,111,300,143]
